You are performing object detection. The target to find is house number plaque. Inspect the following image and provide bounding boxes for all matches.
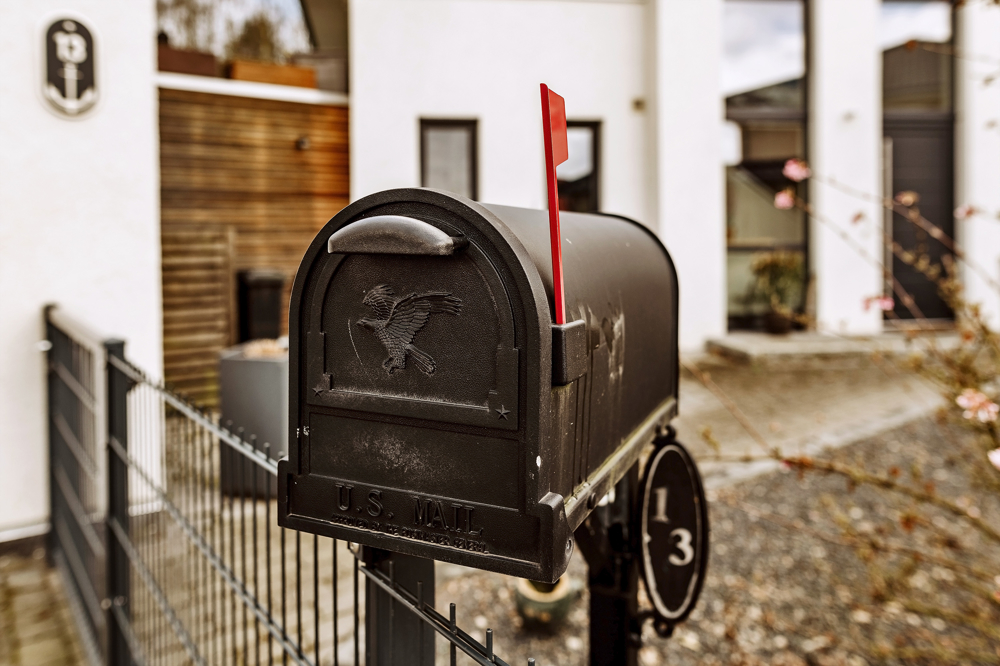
[639,437,710,629]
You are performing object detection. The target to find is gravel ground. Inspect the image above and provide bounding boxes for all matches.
[435,417,1000,666]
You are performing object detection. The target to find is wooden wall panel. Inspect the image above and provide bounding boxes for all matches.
[160,88,349,406]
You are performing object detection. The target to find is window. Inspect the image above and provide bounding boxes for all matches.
[723,0,808,330]
[881,1,955,321]
[557,121,601,213]
[420,119,478,200]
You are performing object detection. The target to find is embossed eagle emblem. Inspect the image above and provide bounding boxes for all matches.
[357,285,462,376]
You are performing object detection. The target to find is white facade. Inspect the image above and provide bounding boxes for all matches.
[349,0,650,219]
[350,0,728,350]
[809,0,884,334]
[0,1,163,539]
[350,0,1000,340]
[648,0,727,350]
[956,2,1000,326]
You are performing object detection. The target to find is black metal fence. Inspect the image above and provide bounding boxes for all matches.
[46,306,530,666]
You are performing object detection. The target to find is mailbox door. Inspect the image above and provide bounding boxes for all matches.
[281,190,564,580]
[302,225,521,508]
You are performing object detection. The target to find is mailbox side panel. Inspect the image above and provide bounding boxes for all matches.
[483,205,680,521]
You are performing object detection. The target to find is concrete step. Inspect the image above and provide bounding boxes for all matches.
[705,331,961,365]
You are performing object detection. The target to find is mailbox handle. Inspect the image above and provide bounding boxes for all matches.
[327,215,467,256]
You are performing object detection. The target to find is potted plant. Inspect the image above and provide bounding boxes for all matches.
[746,251,804,335]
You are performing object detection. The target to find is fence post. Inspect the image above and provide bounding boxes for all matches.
[364,549,436,665]
[105,340,131,666]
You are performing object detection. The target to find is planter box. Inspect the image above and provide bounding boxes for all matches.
[219,342,288,498]
[158,44,218,77]
[227,60,317,89]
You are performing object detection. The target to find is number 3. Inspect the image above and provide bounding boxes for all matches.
[669,528,694,566]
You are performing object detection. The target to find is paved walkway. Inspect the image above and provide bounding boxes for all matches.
[0,550,86,666]
[676,349,941,488]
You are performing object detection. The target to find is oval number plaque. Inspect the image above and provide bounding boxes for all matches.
[640,439,709,626]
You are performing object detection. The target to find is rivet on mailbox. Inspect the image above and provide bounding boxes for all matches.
[277,186,679,583]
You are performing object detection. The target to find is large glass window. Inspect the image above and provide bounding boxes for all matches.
[723,0,807,330]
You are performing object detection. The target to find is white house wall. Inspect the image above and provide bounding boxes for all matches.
[648,0,727,350]
[349,0,650,225]
[809,0,883,335]
[956,2,1000,326]
[0,2,162,539]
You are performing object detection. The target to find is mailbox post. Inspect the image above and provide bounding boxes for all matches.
[278,187,704,662]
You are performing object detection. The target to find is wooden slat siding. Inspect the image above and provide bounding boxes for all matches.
[159,87,349,407]
[160,225,232,406]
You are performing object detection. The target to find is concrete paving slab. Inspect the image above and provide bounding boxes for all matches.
[675,353,943,489]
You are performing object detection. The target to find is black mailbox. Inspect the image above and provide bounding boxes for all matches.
[277,188,678,582]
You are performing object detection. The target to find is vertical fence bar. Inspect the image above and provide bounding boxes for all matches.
[106,340,132,666]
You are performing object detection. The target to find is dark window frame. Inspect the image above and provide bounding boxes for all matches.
[419,118,479,201]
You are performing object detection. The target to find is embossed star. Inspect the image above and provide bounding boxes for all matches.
[496,405,510,420]
[312,384,327,396]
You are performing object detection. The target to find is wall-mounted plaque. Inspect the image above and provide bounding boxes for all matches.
[44,19,97,116]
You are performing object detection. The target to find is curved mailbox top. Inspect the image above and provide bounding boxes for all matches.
[278,188,679,583]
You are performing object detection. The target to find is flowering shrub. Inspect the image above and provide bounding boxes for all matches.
[782,158,811,183]
[750,158,1000,660]
[774,189,796,211]
[863,295,895,312]
[956,389,999,423]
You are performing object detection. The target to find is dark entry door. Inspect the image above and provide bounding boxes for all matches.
[884,114,954,321]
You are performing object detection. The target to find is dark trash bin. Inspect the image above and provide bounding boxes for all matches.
[237,269,285,343]
[219,339,288,498]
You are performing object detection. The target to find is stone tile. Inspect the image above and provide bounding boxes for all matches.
[0,555,85,666]
[18,637,68,664]
[5,568,44,590]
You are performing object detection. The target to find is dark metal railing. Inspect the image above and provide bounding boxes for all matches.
[46,305,109,666]
[45,305,532,666]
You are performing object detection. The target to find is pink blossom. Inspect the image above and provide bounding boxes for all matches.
[988,449,1000,472]
[863,296,894,312]
[774,189,795,210]
[955,204,977,220]
[956,389,1000,423]
[782,159,812,183]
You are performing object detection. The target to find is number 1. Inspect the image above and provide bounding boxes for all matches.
[652,486,669,524]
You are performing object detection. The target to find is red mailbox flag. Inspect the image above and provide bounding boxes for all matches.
[541,83,568,324]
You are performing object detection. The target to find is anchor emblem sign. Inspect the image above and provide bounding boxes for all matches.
[44,19,97,116]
